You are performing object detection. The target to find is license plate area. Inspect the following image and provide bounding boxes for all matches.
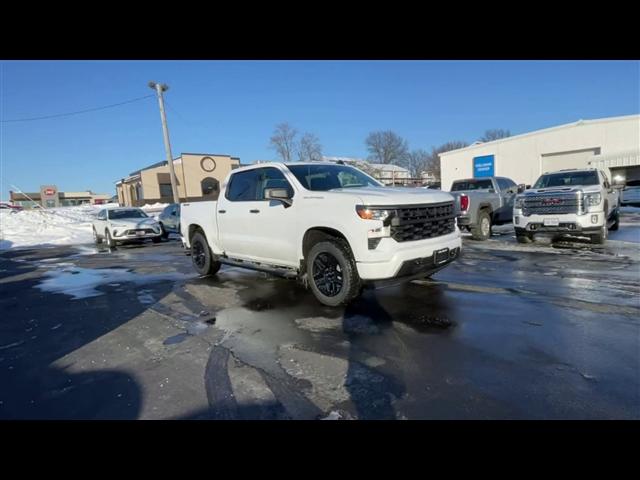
[543,218,560,226]
[434,248,450,265]
[135,230,145,236]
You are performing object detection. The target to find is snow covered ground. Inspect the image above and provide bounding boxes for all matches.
[0,203,168,250]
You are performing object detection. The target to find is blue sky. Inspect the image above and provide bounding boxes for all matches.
[1,60,638,199]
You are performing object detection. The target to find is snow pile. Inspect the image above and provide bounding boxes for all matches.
[0,202,171,249]
[0,203,115,250]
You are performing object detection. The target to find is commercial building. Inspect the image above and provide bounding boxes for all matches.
[116,153,240,207]
[439,115,640,191]
[9,185,111,209]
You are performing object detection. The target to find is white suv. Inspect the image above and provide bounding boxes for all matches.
[513,168,620,244]
[93,207,163,247]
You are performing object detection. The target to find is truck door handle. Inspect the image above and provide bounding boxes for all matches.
[218,210,226,214]
[249,209,260,213]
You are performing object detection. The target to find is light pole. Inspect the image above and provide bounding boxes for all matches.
[149,81,179,204]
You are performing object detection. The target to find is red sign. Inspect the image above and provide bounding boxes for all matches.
[44,188,56,196]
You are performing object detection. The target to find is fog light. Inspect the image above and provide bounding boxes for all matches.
[591,214,598,224]
[368,238,382,250]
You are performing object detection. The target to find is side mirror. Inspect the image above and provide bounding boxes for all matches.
[264,188,293,207]
[517,184,526,194]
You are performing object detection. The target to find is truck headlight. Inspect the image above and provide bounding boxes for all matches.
[356,205,394,222]
[514,196,525,209]
[584,193,601,208]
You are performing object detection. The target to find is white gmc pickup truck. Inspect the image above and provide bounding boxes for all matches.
[181,162,461,306]
[513,168,620,244]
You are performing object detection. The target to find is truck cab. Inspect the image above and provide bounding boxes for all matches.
[181,162,462,306]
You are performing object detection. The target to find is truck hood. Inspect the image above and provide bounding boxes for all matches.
[522,185,601,196]
[109,217,159,229]
[326,187,454,206]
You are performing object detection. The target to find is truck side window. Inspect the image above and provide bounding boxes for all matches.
[226,170,260,201]
[255,168,294,200]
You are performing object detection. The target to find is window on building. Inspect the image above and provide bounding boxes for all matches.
[201,177,220,197]
[159,183,172,198]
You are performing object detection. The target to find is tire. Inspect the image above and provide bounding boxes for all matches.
[470,210,492,241]
[306,239,361,307]
[591,225,608,244]
[609,209,620,231]
[516,232,533,244]
[190,231,221,276]
[152,236,162,244]
[93,227,102,245]
[160,223,170,240]
[105,229,116,248]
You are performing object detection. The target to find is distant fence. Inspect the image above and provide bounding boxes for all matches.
[374,176,438,187]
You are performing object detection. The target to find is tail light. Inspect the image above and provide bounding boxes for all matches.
[460,194,469,212]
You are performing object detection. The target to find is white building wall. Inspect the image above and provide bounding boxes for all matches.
[439,115,640,191]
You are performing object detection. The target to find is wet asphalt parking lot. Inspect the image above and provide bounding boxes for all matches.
[1,212,639,420]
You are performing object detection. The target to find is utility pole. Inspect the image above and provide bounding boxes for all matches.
[149,81,179,204]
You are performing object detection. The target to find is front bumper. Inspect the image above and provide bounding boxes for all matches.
[356,231,461,280]
[113,228,162,240]
[513,210,605,233]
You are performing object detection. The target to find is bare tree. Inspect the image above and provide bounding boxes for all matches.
[427,141,469,180]
[365,131,409,165]
[480,129,511,142]
[269,123,298,162]
[297,133,323,162]
[403,149,431,178]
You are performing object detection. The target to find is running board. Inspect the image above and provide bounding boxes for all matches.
[218,257,299,279]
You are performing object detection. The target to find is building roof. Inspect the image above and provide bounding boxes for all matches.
[439,114,640,158]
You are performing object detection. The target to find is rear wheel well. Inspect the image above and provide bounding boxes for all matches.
[188,224,205,243]
[477,205,494,221]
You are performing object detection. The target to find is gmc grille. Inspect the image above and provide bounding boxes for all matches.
[522,194,582,216]
[390,201,456,242]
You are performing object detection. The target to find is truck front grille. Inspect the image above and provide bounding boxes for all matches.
[390,201,456,242]
[522,194,582,216]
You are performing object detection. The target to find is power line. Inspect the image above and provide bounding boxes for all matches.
[1,94,155,123]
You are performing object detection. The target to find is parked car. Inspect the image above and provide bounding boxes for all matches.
[92,207,163,247]
[0,202,23,212]
[181,162,461,307]
[424,182,441,190]
[621,179,640,207]
[449,176,524,240]
[158,203,181,239]
[513,168,620,244]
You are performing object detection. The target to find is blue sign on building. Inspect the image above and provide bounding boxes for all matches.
[473,155,495,177]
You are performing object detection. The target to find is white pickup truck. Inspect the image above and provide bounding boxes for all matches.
[513,168,620,244]
[181,162,461,306]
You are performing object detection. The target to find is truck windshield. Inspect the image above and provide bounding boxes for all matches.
[286,164,382,191]
[451,179,493,191]
[108,209,148,219]
[533,171,599,189]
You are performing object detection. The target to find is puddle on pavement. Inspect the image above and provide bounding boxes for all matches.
[163,333,189,345]
[35,265,195,300]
